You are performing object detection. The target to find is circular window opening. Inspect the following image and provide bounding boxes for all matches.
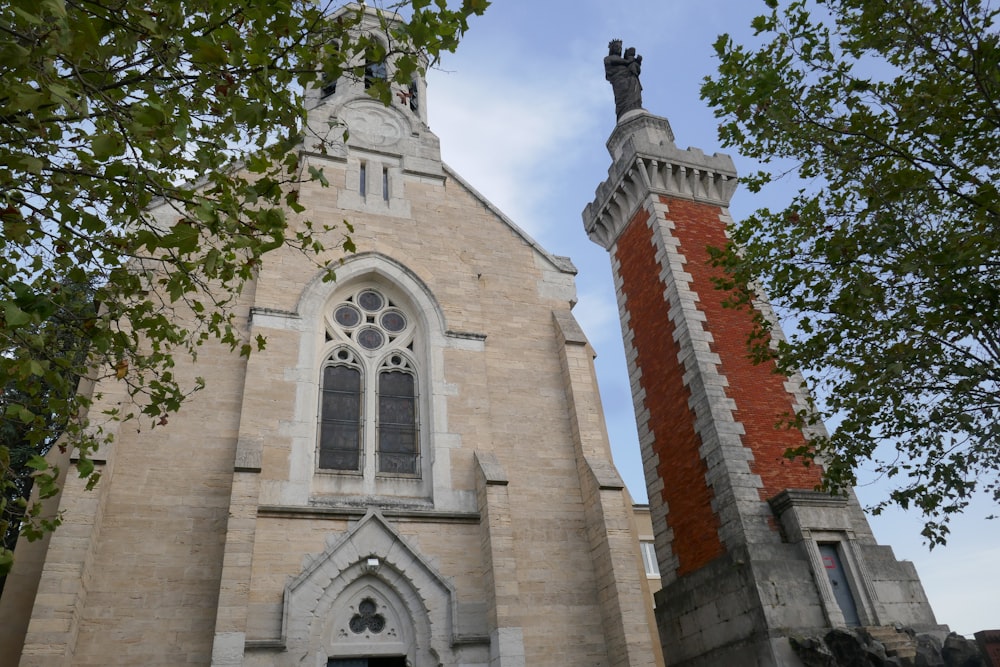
[334,304,362,328]
[380,310,406,333]
[357,289,384,312]
[349,598,386,635]
[357,327,385,350]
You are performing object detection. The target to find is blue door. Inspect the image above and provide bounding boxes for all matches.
[819,543,861,626]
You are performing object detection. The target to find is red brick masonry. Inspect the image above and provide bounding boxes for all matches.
[664,196,822,501]
[616,197,823,576]
[617,205,724,576]
[976,630,1000,667]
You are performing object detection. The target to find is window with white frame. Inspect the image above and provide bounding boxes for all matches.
[319,286,420,478]
[640,541,660,577]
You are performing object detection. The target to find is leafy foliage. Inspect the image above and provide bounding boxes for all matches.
[0,0,488,575]
[702,0,1000,544]
[1,278,95,592]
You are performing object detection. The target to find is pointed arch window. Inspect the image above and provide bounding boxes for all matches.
[377,357,417,474]
[319,351,363,471]
[319,286,420,479]
[320,41,342,98]
[364,60,387,89]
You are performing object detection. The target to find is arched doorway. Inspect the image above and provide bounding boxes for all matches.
[282,512,466,666]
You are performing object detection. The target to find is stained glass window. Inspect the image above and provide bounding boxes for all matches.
[378,371,417,474]
[321,287,420,479]
[357,327,385,350]
[357,289,384,312]
[335,304,361,328]
[319,365,362,471]
[380,310,406,333]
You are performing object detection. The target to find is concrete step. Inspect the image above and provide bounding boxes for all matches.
[864,626,917,659]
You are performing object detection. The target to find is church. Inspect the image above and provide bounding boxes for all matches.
[1,5,947,666]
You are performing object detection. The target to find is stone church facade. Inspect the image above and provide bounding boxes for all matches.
[2,6,947,667]
[1,7,660,666]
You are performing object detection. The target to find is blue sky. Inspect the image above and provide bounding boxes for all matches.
[420,0,999,636]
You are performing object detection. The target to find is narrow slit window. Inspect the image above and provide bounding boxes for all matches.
[640,541,660,577]
[408,79,419,112]
[321,44,340,97]
[359,161,367,198]
[382,166,389,201]
[321,78,337,97]
[319,364,362,471]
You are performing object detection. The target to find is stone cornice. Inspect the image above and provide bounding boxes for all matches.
[258,504,480,523]
[768,489,849,518]
[582,112,738,250]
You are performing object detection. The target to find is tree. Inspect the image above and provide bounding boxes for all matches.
[1,278,95,591]
[0,0,489,575]
[701,0,1000,544]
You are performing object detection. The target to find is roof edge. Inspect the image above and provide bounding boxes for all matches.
[441,162,577,275]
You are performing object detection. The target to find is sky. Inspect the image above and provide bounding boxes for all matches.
[417,0,1000,638]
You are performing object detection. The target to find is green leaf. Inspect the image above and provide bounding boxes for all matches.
[16,155,45,175]
[25,455,49,471]
[76,457,95,478]
[308,165,329,187]
[4,302,32,326]
[0,548,14,578]
[195,41,229,65]
[91,134,124,161]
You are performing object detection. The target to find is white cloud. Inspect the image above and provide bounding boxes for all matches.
[427,60,604,236]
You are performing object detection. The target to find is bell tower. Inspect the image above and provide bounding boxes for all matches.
[584,50,943,664]
[299,3,441,223]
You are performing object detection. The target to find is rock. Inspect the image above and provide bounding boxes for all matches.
[790,635,838,667]
[864,635,890,665]
[825,628,885,666]
[942,633,985,667]
[789,628,986,667]
[914,633,945,667]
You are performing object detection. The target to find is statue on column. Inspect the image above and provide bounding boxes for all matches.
[604,39,643,120]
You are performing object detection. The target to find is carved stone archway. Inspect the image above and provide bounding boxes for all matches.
[282,511,457,666]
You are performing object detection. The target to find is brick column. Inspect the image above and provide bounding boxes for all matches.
[583,111,939,666]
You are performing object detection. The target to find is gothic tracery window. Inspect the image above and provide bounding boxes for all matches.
[348,598,386,634]
[319,286,419,478]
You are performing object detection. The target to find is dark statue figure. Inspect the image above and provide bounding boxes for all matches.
[604,39,643,119]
